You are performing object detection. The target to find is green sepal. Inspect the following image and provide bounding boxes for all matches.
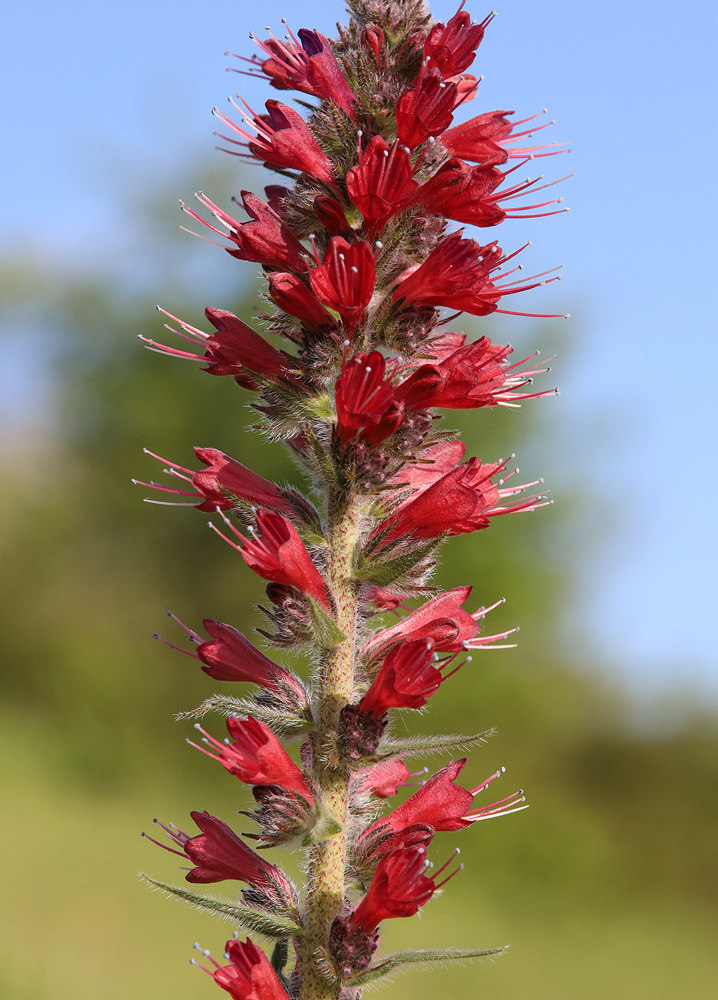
[355,537,443,587]
[376,729,495,760]
[308,596,346,649]
[348,946,508,986]
[270,938,290,991]
[175,696,314,739]
[140,875,304,939]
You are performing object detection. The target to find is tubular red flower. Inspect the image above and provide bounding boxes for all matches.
[335,351,403,447]
[234,509,331,610]
[214,99,336,188]
[395,68,458,149]
[248,28,356,117]
[309,237,376,320]
[390,440,466,495]
[203,308,294,385]
[190,716,314,802]
[424,4,492,76]
[346,136,418,227]
[414,157,506,227]
[351,845,437,931]
[267,273,333,329]
[202,937,290,1000]
[442,109,515,166]
[182,191,308,272]
[355,758,412,798]
[359,638,441,716]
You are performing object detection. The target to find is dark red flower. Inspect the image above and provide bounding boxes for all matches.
[415,157,506,227]
[226,509,331,610]
[214,100,336,188]
[372,456,546,548]
[395,68,458,149]
[335,351,403,447]
[423,5,493,77]
[313,195,351,235]
[364,587,478,656]
[190,716,314,803]
[346,136,418,227]
[442,109,515,167]
[248,28,356,117]
[390,440,466,495]
[309,237,376,320]
[351,845,437,930]
[182,191,308,272]
[139,307,294,390]
[198,936,289,1000]
[144,811,295,904]
[359,638,441,716]
[267,273,333,329]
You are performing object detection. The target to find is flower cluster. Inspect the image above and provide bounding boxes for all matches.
[140,2,566,998]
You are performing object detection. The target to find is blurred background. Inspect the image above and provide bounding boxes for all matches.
[1,1,717,998]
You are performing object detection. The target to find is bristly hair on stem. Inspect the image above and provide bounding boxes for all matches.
[138,2,568,998]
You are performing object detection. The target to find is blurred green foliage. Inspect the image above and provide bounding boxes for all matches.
[1,170,716,999]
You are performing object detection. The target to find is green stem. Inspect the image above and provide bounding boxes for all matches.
[299,490,360,1000]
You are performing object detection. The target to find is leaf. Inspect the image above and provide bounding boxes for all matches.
[349,946,508,986]
[175,696,314,738]
[355,537,443,587]
[376,729,495,760]
[308,597,346,649]
[140,875,303,939]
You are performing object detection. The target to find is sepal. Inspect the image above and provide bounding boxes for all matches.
[355,536,443,587]
[140,875,304,938]
[308,596,346,648]
[347,946,508,986]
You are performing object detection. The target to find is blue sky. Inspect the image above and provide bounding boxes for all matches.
[1,0,717,698]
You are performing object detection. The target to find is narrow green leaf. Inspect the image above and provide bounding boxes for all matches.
[349,946,507,986]
[377,729,495,760]
[308,597,346,649]
[355,537,443,587]
[140,875,303,938]
[175,696,314,737]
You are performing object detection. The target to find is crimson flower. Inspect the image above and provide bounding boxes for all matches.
[267,273,332,328]
[442,109,516,167]
[395,68,458,149]
[249,28,356,117]
[196,937,289,1000]
[415,158,506,227]
[371,456,545,549]
[202,308,294,385]
[313,195,351,235]
[224,508,331,610]
[214,100,336,189]
[335,351,403,447]
[364,760,527,840]
[390,440,466,495]
[364,586,481,656]
[346,136,418,227]
[351,845,438,931]
[423,5,493,77]
[309,237,376,320]
[190,716,314,803]
[144,811,295,901]
[182,191,308,272]
[355,758,412,798]
[359,638,441,717]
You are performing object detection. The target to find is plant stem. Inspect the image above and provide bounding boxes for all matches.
[300,490,360,1000]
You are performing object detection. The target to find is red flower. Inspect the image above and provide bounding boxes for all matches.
[309,237,376,320]
[390,440,466,495]
[197,937,289,1000]
[249,28,356,118]
[442,109,516,167]
[351,845,437,931]
[182,191,308,272]
[190,716,314,803]
[393,231,503,316]
[395,68,458,149]
[335,351,403,447]
[364,760,527,839]
[364,587,478,656]
[346,136,418,227]
[267,273,332,329]
[230,509,331,610]
[396,336,552,410]
[359,638,441,717]
[415,157,506,227]
[139,307,294,390]
[144,811,295,903]
[371,456,546,549]
[355,758,412,798]
[423,5,493,77]
[313,195,351,235]
[214,100,336,189]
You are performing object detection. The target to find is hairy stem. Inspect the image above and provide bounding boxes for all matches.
[300,490,361,1000]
